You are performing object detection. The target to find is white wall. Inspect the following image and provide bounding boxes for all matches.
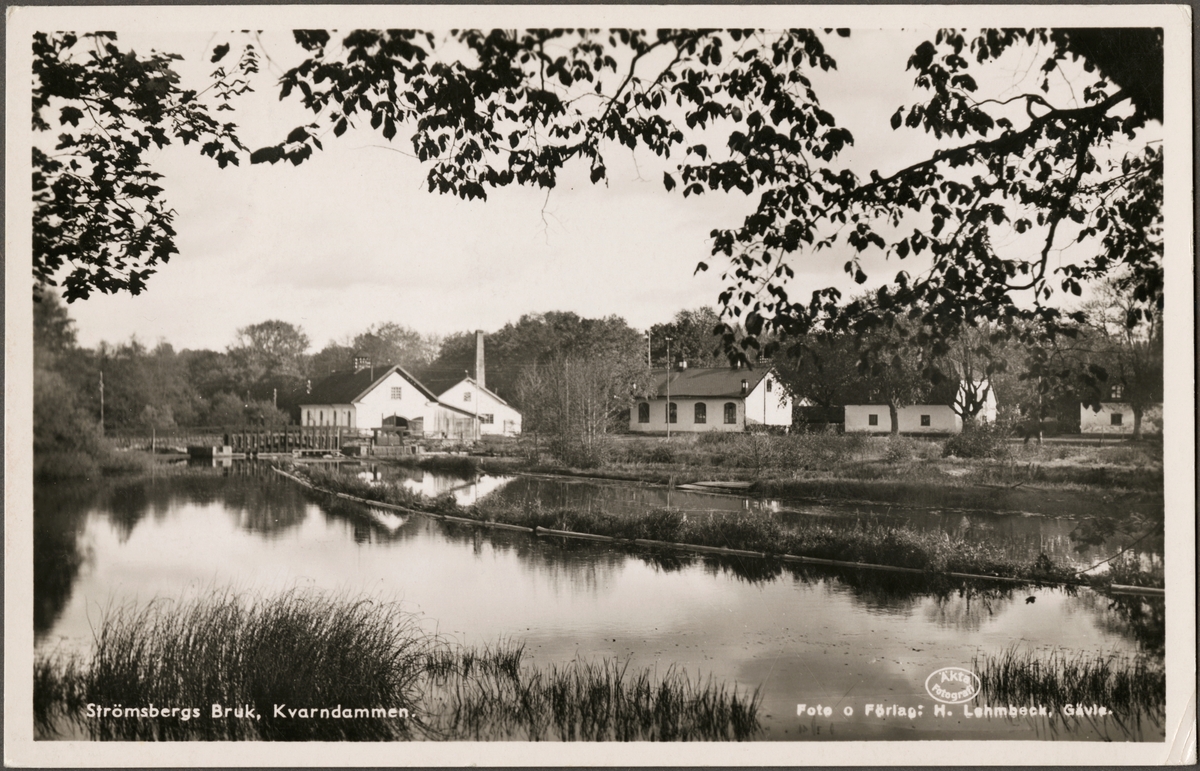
[845,404,962,434]
[438,380,523,436]
[744,375,792,427]
[629,397,745,433]
[1080,402,1163,434]
[352,371,440,432]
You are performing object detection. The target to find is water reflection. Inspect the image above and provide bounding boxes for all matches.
[33,466,1166,741]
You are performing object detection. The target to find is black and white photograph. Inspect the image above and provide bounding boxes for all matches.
[5,4,1195,766]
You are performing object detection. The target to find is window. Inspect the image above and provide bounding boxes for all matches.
[637,403,650,423]
[766,379,773,392]
[480,414,494,424]
[694,402,707,424]
[463,391,471,402]
[667,402,678,424]
[724,402,737,424]
[390,387,402,400]
[1111,384,1124,400]
[868,414,878,426]
[920,414,931,427]
[1111,413,1124,426]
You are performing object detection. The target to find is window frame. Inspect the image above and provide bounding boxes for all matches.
[390,386,403,400]
[723,402,737,425]
[667,402,678,424]
[1111,412,1124,426]
[637,402,650,423]
[868,413,879,426]
[694,402,707,424]
[920,414,931,427]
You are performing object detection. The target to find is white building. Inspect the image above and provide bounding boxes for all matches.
[299,363,479,440]
[629,365,792,433]
[844,381,998,435]
[436,376,522,436]
[1079,383,1163,435]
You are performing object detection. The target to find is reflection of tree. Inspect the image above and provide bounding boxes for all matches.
[34,485,98,638]
[220,476,309,536]
[1067,591,1165,657]
[923,584,1016,633]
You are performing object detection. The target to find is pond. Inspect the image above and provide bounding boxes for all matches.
[34,462,1164,741]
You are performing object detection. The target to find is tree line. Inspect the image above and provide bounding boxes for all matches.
[37,273,1161,451]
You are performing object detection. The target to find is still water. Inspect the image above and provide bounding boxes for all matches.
[35,463,1164,741]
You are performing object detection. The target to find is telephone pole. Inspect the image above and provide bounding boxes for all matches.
[665,336,672,440]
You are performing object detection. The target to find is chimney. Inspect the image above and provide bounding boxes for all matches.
[678,360,688,371]
[740,379,748,396]
[475,330,486,390]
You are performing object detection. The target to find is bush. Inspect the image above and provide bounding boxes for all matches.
[883,436,917,463]
[942,422,1010,459]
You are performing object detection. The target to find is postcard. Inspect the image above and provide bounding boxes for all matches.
[5,4,1195,766]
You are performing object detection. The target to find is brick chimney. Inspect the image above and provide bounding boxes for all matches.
[474,331,485,390]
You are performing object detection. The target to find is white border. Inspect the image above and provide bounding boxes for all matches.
[5,4,1195,766]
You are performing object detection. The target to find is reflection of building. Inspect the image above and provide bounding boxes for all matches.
[629,365,792,433]
[299,360,478,440]
[844,381,998,435]
[1080,386,1163,435]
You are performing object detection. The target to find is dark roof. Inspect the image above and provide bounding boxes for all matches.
[646,366,772,399]
[301,365,438,406]
[420,371,471,397]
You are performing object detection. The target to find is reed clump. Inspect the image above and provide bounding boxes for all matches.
[973,646,1165,719]
[34,590,762,741]
[421,653,761,741]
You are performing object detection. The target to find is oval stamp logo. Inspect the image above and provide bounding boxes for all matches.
[924,667,981,704]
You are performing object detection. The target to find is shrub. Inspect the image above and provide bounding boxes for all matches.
[942,421,1010,459]
[883,436,917,463]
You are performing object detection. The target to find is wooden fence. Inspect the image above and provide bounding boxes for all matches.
[109,426,363,455]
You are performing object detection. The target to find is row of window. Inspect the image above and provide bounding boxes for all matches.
[867,414,933,427]
[637,402,737,425]
[306,409,354,427]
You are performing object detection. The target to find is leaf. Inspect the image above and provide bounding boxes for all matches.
[249,146,283,164]
[663,172,676,192]
[211,43,230,63]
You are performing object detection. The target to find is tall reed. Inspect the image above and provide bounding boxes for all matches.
[973,646,1165,719]
[34,589,762,741]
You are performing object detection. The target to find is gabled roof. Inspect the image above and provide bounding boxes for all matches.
[301,364,439,406]
[435,376,513,408]
[645,366,774,399]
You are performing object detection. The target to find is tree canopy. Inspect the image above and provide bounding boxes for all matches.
[32,27,1165,371]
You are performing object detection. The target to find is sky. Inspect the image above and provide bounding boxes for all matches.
[28,23,1153,353]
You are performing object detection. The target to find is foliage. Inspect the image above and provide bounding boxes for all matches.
[32,32,251,300]
[517,351,653,467]
[941,421,1010,459]
[422,311,646,404]
[250,28,1162,364]
[351,322,441,371]
[33,29,1163,381]
[1077,277,1164,439]
[647,306,724,367]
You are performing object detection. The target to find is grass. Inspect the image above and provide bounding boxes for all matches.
[421,650,760,741]
[973,646,1165,720]
[34,589,762,741]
